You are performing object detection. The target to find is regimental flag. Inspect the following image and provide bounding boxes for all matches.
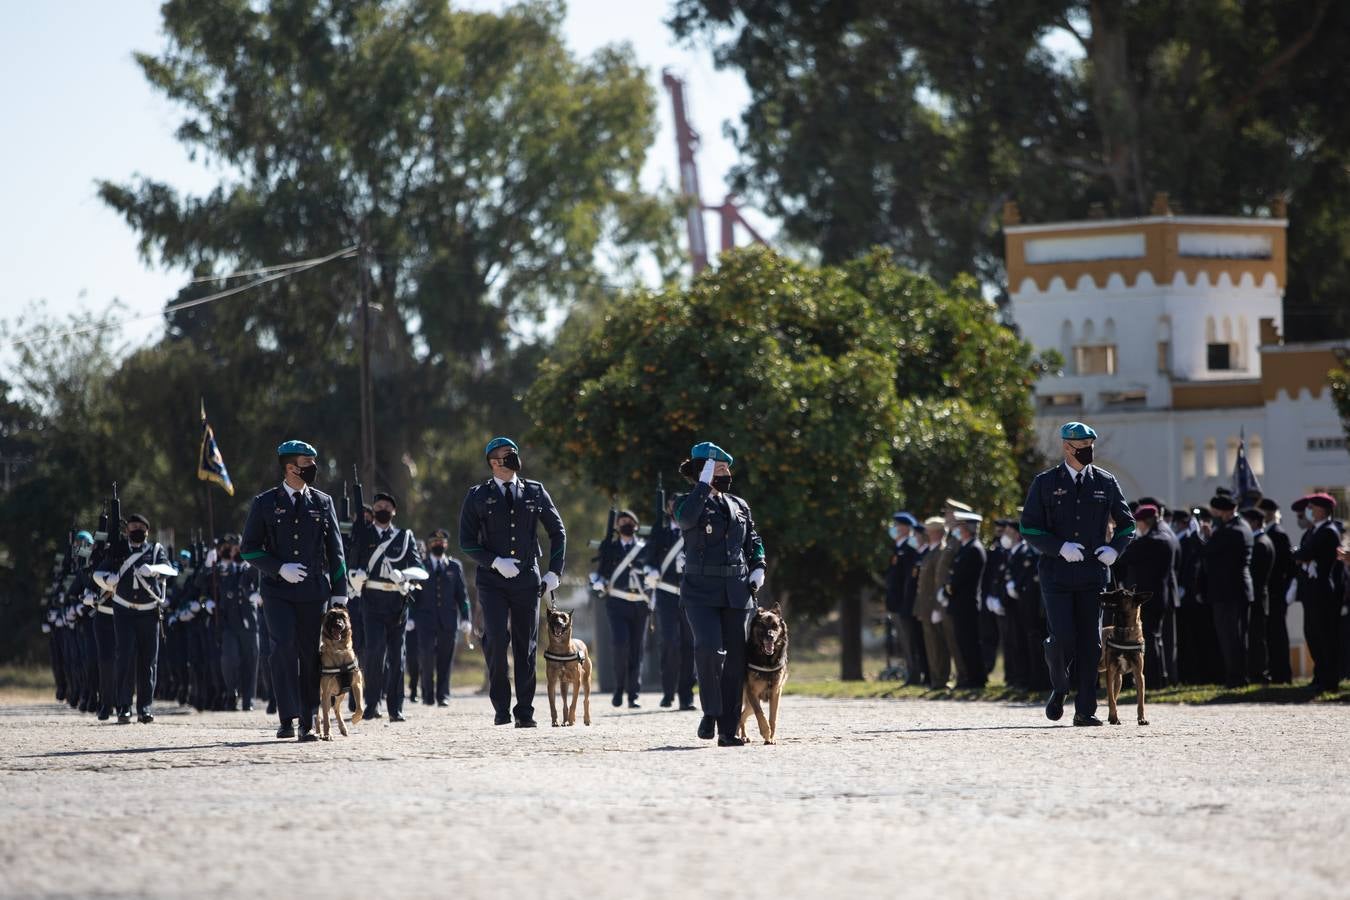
[1231,426,1262,508]
[197,400,234,496]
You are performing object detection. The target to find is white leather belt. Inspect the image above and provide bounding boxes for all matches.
[113,596,161,612]
[607,588,647,602]
[655,581,680,595]
[96,604,115,615]
[365,580,402,592]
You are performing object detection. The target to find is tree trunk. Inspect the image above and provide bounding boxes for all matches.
[840,586,864,681]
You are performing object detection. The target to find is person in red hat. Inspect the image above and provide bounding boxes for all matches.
[1294,493,1342,691]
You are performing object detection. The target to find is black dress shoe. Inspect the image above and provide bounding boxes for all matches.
[1045,691,1066,722]
[266,701,277,715]
[97,709,111,721]
[138,712,155,724]
[1072,714,1103,726]
[717,734,748,747]
[436,699,449,707]
[242,704,254,712]
[365,709,383,720]
[680,704,698,712]
[494,714,512,725]
[628,700,641,709]
[297,727,319,742]
[117,713,133,725]
[276,721,297,739]
[659,696,674,708]
[514,717,538,728]
[697,715,716,740]
[389,712,407,722]
[611,692,623,708]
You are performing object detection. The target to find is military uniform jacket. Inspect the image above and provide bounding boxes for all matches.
[1249,532,1274,613]
[350,521,423,595]
[642,523,684,597]
[1007,541,1042,614]
[414,555,469,628]
[241,485,347,602]
[946,539,987,612]
[215,562,260,631]
[674,482,766,610]
[595,537,647,601]
[982,543,1008,605]
[1294,521,1341,605]
[885,540,919,615]
[1200,517,1254,605]
[1118,527,1178,609]
[1265,522,1296,600]
[109,542,173,611]
[1019,463,1135,590]
[458,477,566,582]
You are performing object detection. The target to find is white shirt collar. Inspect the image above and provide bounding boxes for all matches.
[493,475,519,492]
[1062,461,1090,481]
[282,481,308,502]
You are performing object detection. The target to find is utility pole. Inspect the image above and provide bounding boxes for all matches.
[358,223,376,488]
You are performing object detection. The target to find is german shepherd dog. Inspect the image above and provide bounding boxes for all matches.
[738,601,789,744]
[544,606,592,726]
[1098,587,1151,726]
[317,606,365,739]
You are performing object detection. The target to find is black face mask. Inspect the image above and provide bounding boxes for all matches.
[373,509,394,525]
[502,451,522,471]
[617,522,637,537]
[712,475,733,492]
[294,463,318,484]
[430,545,446,557]
[128,529,147,544]
[1071,445,1094,466]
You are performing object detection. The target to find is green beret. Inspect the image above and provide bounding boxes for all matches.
[484,436,518,457]
[75,531,93,544]
[276,439,317,458]
[691,441,733,465]
[1059,421,1097,441]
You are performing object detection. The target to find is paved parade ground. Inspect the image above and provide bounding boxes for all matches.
[2,693,1348,899]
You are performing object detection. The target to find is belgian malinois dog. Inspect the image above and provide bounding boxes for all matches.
[543,606,592,726]
[317,606,365,739]
[738,600,789,744]
[1098,587,1151,726]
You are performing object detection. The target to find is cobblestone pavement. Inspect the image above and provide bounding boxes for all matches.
[1,693,1346,899]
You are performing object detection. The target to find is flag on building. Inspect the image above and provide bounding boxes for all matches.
[1231,426,1262,507]
[197,400,234,496]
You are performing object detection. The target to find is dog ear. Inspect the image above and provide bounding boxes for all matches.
[770,598,783,614]
[1134,591,1153,604]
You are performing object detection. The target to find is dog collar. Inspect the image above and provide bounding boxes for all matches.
[747,661,784,672]
[544,649,585,663]
[320,661,360,675]
[1105,639,1145,653]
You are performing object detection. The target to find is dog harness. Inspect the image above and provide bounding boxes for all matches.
[321,660,360,692]
[544,648,586,663]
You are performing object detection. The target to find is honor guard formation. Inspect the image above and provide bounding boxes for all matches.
[40,422,1350,740]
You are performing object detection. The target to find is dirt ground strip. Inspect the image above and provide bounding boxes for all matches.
[1,693,1345,899]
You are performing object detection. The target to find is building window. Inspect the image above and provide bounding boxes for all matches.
[1102,390,1147,407]
[1308,437,1347,452]
[1182,438,1196,479]
[1157,341,1170,374]
[1225,436,1240,473]
[1203,438,1218,477]
[1074,344,1117,376]
[1249,435,1264,475]
[1207,343,1233,370]
[1038,393,1083,410]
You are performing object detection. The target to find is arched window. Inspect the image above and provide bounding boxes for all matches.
[1157,315,1172,374]
[1061,320,1074,373]
[1237,317,1249,370]
[1203,438,1218,477]
[1249,434,1265,476]
[1182,438,1196,479]
[1225,436,1240,473]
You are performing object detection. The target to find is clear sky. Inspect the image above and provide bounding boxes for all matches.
[0,1,770,375]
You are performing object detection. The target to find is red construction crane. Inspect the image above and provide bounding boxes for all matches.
[662,69,767,276]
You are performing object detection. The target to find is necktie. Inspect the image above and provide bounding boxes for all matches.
[293,489,305,515]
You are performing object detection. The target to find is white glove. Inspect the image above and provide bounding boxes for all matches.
[41,623,52,634]
[1005,579,1019,600]
[348,568,368,593]
[93,571,117,591]
[1285,581,1298,605]
[589,572,606,593]
[204,600,216,613]
[1342,605,1349,618]
[937,587,950,608]
[491,557,520,579]
[279,562,308,584]
[699,458,716,484]
[81,591,96,607]
[205,548,217,567]
[675,552,685,573]
[459,619,473,635]
[330,596,347,608]
[748,569,765,591]
[1058,542,1085,563]
[136,564,154,578]
[405,617,415,632]
[249,592,262,608]
[987,596,1006,616]
[644,571,660,590]
[1094,546,1119,567]
[189,600,202,613]
[1178,586,1186,599]
[542,571,560,593]
[930,608,944,624]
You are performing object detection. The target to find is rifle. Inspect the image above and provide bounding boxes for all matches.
[350,464,368,540]
[339,479,353,535]
[91,503,110,571]
[107,482,129,561]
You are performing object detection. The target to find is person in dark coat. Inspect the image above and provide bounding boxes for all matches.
[1118,504,1178,687]
[885,512,926,686]
[1004,518,1049,691]
[1239,507,1275,683]
[1200,494,1254,688]
[1293,493,1342,692]
[1259,498,1295,683]
[945,511,987,689]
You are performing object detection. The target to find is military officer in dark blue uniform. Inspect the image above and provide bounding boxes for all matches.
[675,441,766,747]
[98,514,177,724]
[240,440,348,742]
[1004,513,1050,690]
[592,509,650,708]
[414,528,471,706]
[1294,493,1342,691]
[458,437,566,727]
[213,534,262,711]
[945,511,987,689]
[1019,422,1135,726]
[645,497,696,709]
[349,491,424,722]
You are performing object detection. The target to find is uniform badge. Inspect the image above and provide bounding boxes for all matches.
[1052,488,1067,497]
[705,523,713,534]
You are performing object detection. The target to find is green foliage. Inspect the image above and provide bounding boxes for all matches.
[670,1,1350,338]
[527,247,1047,616]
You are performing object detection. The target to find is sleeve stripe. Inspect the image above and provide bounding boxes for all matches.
[240,551,267,560]
[1019,526,1050,536]
[1117,522,1136,535]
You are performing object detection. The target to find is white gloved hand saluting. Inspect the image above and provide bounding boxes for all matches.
[279,562,308,584]
[699,458,716,484]
[748,569,765,591]
[492,557,520,579]
[1094,546,1119,567]
[1059,542,1085,563]
[542,571,560,593]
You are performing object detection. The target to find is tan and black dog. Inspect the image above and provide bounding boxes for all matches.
[317,606,365,739]
[738,600,789,745]
[543,605,592,726]
[1098,587,1151,726]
